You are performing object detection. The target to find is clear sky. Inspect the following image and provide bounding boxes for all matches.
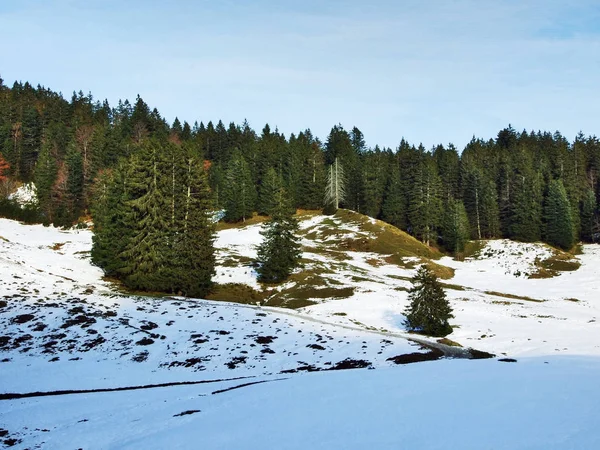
[1,0,598,150]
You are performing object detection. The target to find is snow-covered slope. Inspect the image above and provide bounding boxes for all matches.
[212,213,600,357]
[2,357,599,449]
[2,215,600,449]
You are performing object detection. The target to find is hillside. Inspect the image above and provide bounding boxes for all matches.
[1,214,600,448]
[211,210,594,357]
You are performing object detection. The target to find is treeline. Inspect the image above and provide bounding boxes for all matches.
[1,78,599,253]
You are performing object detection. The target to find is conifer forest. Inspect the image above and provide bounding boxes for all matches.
[1,78,599,292]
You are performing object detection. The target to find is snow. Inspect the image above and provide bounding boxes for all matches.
[8,182,38,208]
[2,216,600,448]
[2,357,599,449]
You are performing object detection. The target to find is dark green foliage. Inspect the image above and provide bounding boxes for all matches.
[361,146,388,218]
[34,142,57,221]
[462,168,500,239]
[381,161,404,228]
[91,140,215,296]
[90,164,133,276]
[408,152,442,245]
[223,150,256,222]
[119,140,171,290]
[256,188,302,283]
[580,189,596,243]
[258,167,282,216]
[509,170,543,242]
[170,154,216,297]
[404,266,453,337]
[440,198,470,255]
[2,78,600,256]
[544,179,575,250]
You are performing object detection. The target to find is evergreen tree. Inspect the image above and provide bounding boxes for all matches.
[222,150,256,222]
[258,166,282,216]
[172,154,216,297]
[34,143,58,222]
[65,146,84,219]
[440,198,470,255]
[120,140,170,291]
[462,168,500,239]
[509,150,543,242]
[544,179,575,250]
[404,266,453,337]
[580,188,597,243]
[256,187,302,283]
[90,165,133,276]
[381,160,404,228]
[408,153,442,245]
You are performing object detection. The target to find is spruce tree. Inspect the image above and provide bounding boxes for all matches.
[408,154,442,245]
[172,154,216,297]
[120,140,170,291]
[580,188,597,243]
[441,198,470,255]
[404,266,453,337]
[91,165,134,276]
[223,150,256,222]
[509,165,543,242]
[256,187,302,283]
[544,179,575,250]
[258,166,282,216]
[381,162,404,228]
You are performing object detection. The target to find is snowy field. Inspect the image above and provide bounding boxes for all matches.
[2,216,600,448]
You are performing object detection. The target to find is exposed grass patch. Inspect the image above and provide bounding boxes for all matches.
[334,209,441,260]
[484,290,545,303]
[529,246,581,279]
[439,281,466,291]
[302,246,351,262]
[365,258,384,267]
[455,240,486,260]
[216,213,268,231]
[50,242,66,251]
[351,275,372,283]
[0,236,9,242]
[436,338,462,347]
[206,283,266,304]
[218,254,254,268]
[332,312,347,316]
[564,298,580,302]
[268,285,354,304]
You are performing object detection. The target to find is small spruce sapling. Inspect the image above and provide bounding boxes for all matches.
[404,266,453,337]
[256,187,302,283]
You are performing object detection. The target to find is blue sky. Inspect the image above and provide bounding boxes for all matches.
[1,0,599,149]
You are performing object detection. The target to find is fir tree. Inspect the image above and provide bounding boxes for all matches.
[256,187,302,283]
[408,154,442,245]
[120,140,170,291]
[580,188,597,243]
[381,161,404,228]
[172,154,216,297]
[258,166,282,216]
[404,266,453,337]
[440,198,470,255]
[509,159,543,242]
[90,165,133,276]
[223,150,256,222]
[544,179,575,250]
